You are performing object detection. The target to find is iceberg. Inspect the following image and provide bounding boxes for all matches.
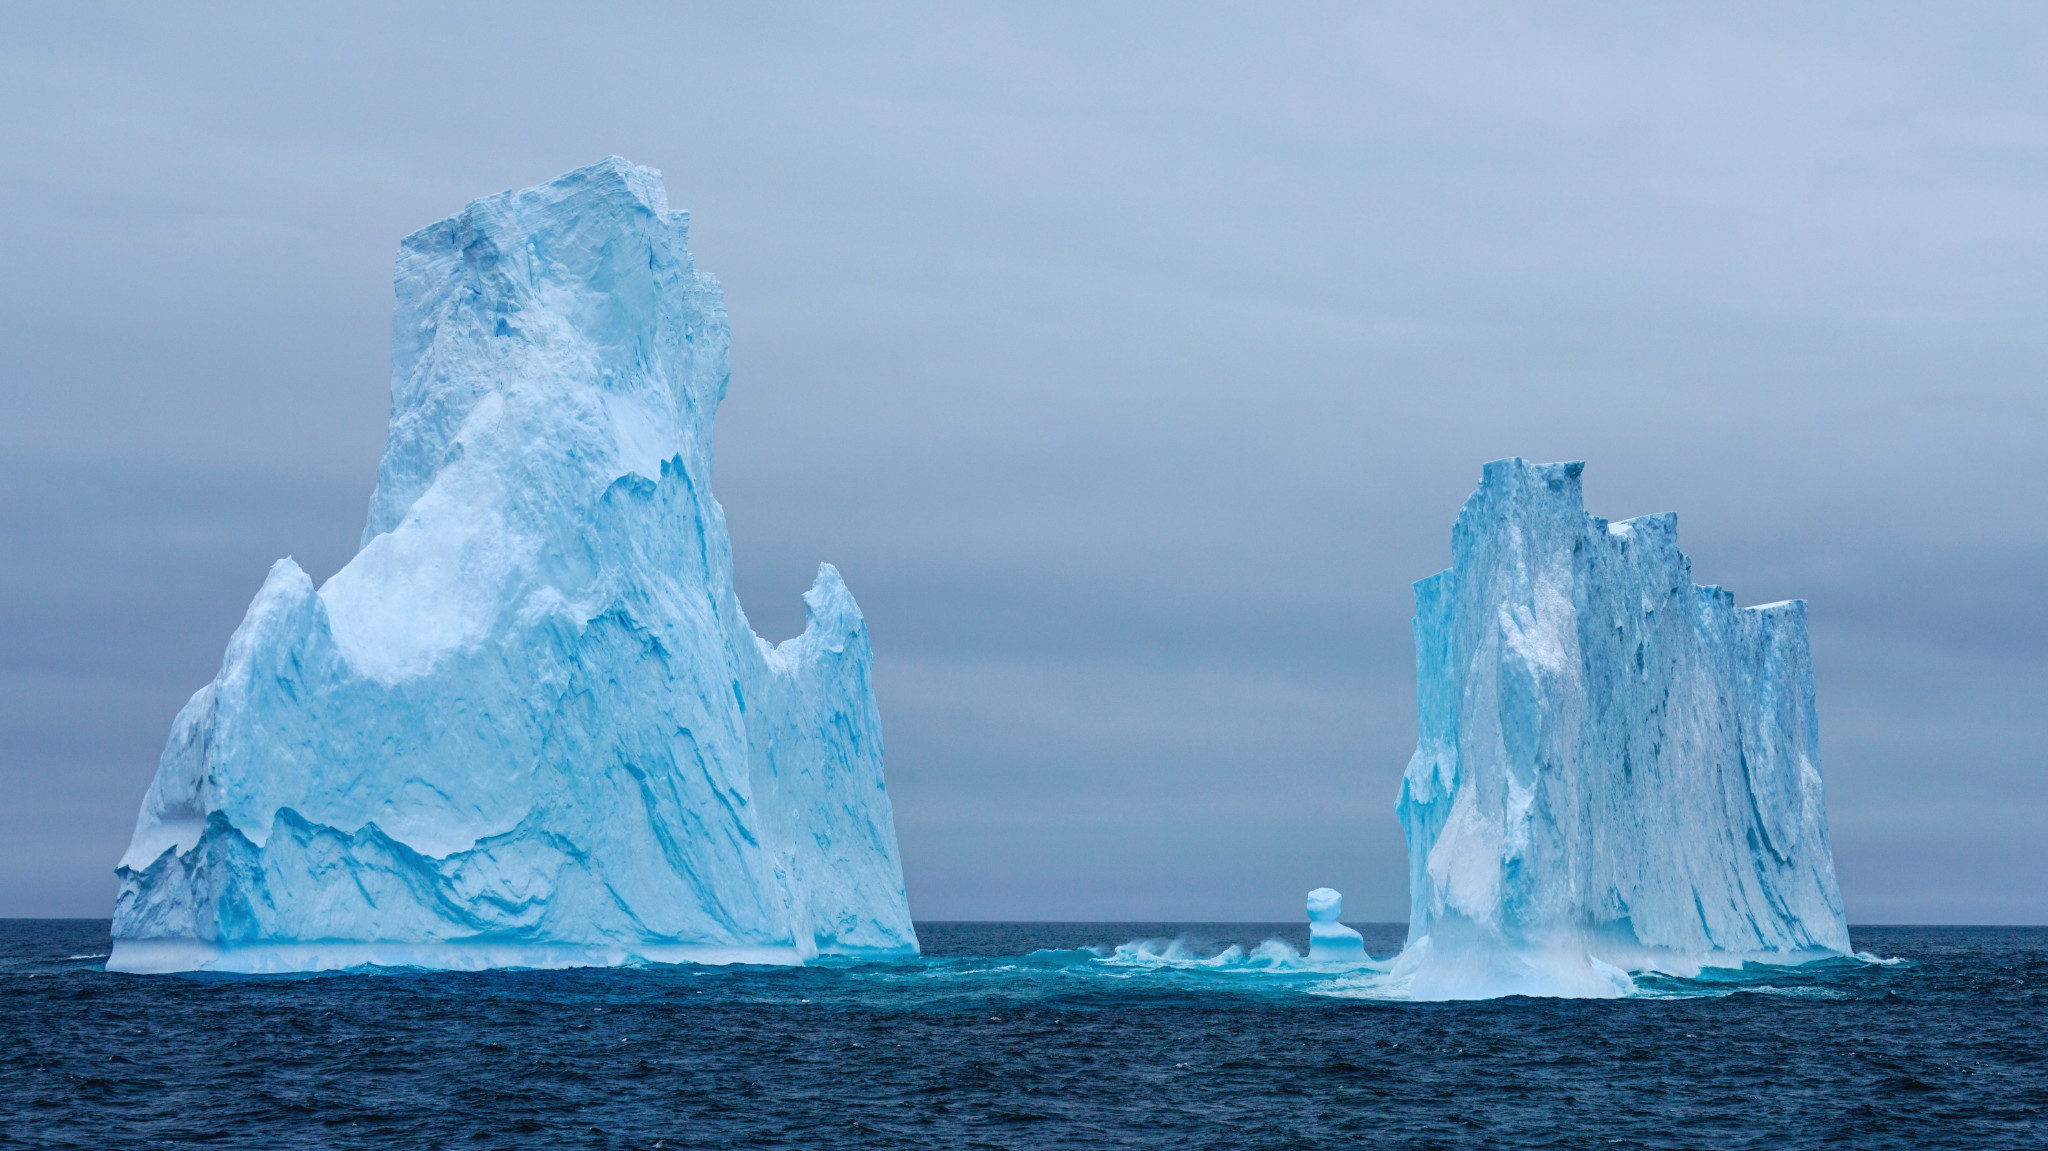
[1305,888,1366,963]
[1391,459,1848,999]
[108,158,917,974]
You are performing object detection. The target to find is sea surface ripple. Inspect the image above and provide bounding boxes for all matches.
[2,921,2043,1149]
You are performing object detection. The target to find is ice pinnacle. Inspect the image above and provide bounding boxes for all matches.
[109,159,917,973]
[1392,459,1848,999]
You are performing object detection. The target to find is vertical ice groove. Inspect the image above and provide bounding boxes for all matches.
[1391,458,1848,1000]
[109,159,916,974]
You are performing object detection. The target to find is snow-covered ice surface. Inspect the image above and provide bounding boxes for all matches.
[109,158,916,973]
[1382,458,1849,999]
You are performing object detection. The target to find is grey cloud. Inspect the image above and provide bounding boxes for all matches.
[2,1,2043,921]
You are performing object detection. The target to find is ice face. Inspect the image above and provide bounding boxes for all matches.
[1392,459,1848,999]
[108,159,917,974]
[1306,888,1366,962]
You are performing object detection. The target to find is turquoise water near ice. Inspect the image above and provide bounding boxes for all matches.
[5,921,2043,1148]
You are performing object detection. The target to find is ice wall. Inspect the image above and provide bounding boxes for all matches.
[109,159,917,973]
[1393,459,1847,999]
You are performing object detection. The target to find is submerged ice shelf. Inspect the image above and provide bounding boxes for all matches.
[1389,459,1849,999]
[110,159,916,974]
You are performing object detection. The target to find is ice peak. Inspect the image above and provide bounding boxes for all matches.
[1469,457,1584,508]
[363,158,722,549]
[802,563,860,632]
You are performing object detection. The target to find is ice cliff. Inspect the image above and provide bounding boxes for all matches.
[109,158,917,974]
[1392,459,1848,999]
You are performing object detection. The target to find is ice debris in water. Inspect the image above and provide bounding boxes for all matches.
[1387,459,1848,1000]
[109,158,916,974]
[1306,888,1365,963]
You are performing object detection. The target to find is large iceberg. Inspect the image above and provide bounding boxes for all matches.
[1391,459,1848,999]
[109,158,917,974]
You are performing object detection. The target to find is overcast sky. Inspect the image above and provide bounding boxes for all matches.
[3,2,2044,923]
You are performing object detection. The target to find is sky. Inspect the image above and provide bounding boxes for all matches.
[2,2,2044,923]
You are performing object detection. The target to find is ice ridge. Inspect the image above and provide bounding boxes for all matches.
[1391,459,1848,999]
[109,158,917,974]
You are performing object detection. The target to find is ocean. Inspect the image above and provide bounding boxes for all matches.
[3,920,2042,1149]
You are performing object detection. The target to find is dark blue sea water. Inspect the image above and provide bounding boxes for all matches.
[3,921,2043,1149]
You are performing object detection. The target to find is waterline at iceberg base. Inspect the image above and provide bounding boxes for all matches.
[109,159,916,974]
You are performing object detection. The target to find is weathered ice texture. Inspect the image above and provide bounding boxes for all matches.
[1392,459,1847,999]
[110,159,916,973]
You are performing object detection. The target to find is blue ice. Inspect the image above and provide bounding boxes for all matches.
[1389,459,1849,999]
[109,159,916,974]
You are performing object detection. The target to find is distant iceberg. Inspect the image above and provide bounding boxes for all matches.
[109,158,917,974]
[1391,459,1848,999]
